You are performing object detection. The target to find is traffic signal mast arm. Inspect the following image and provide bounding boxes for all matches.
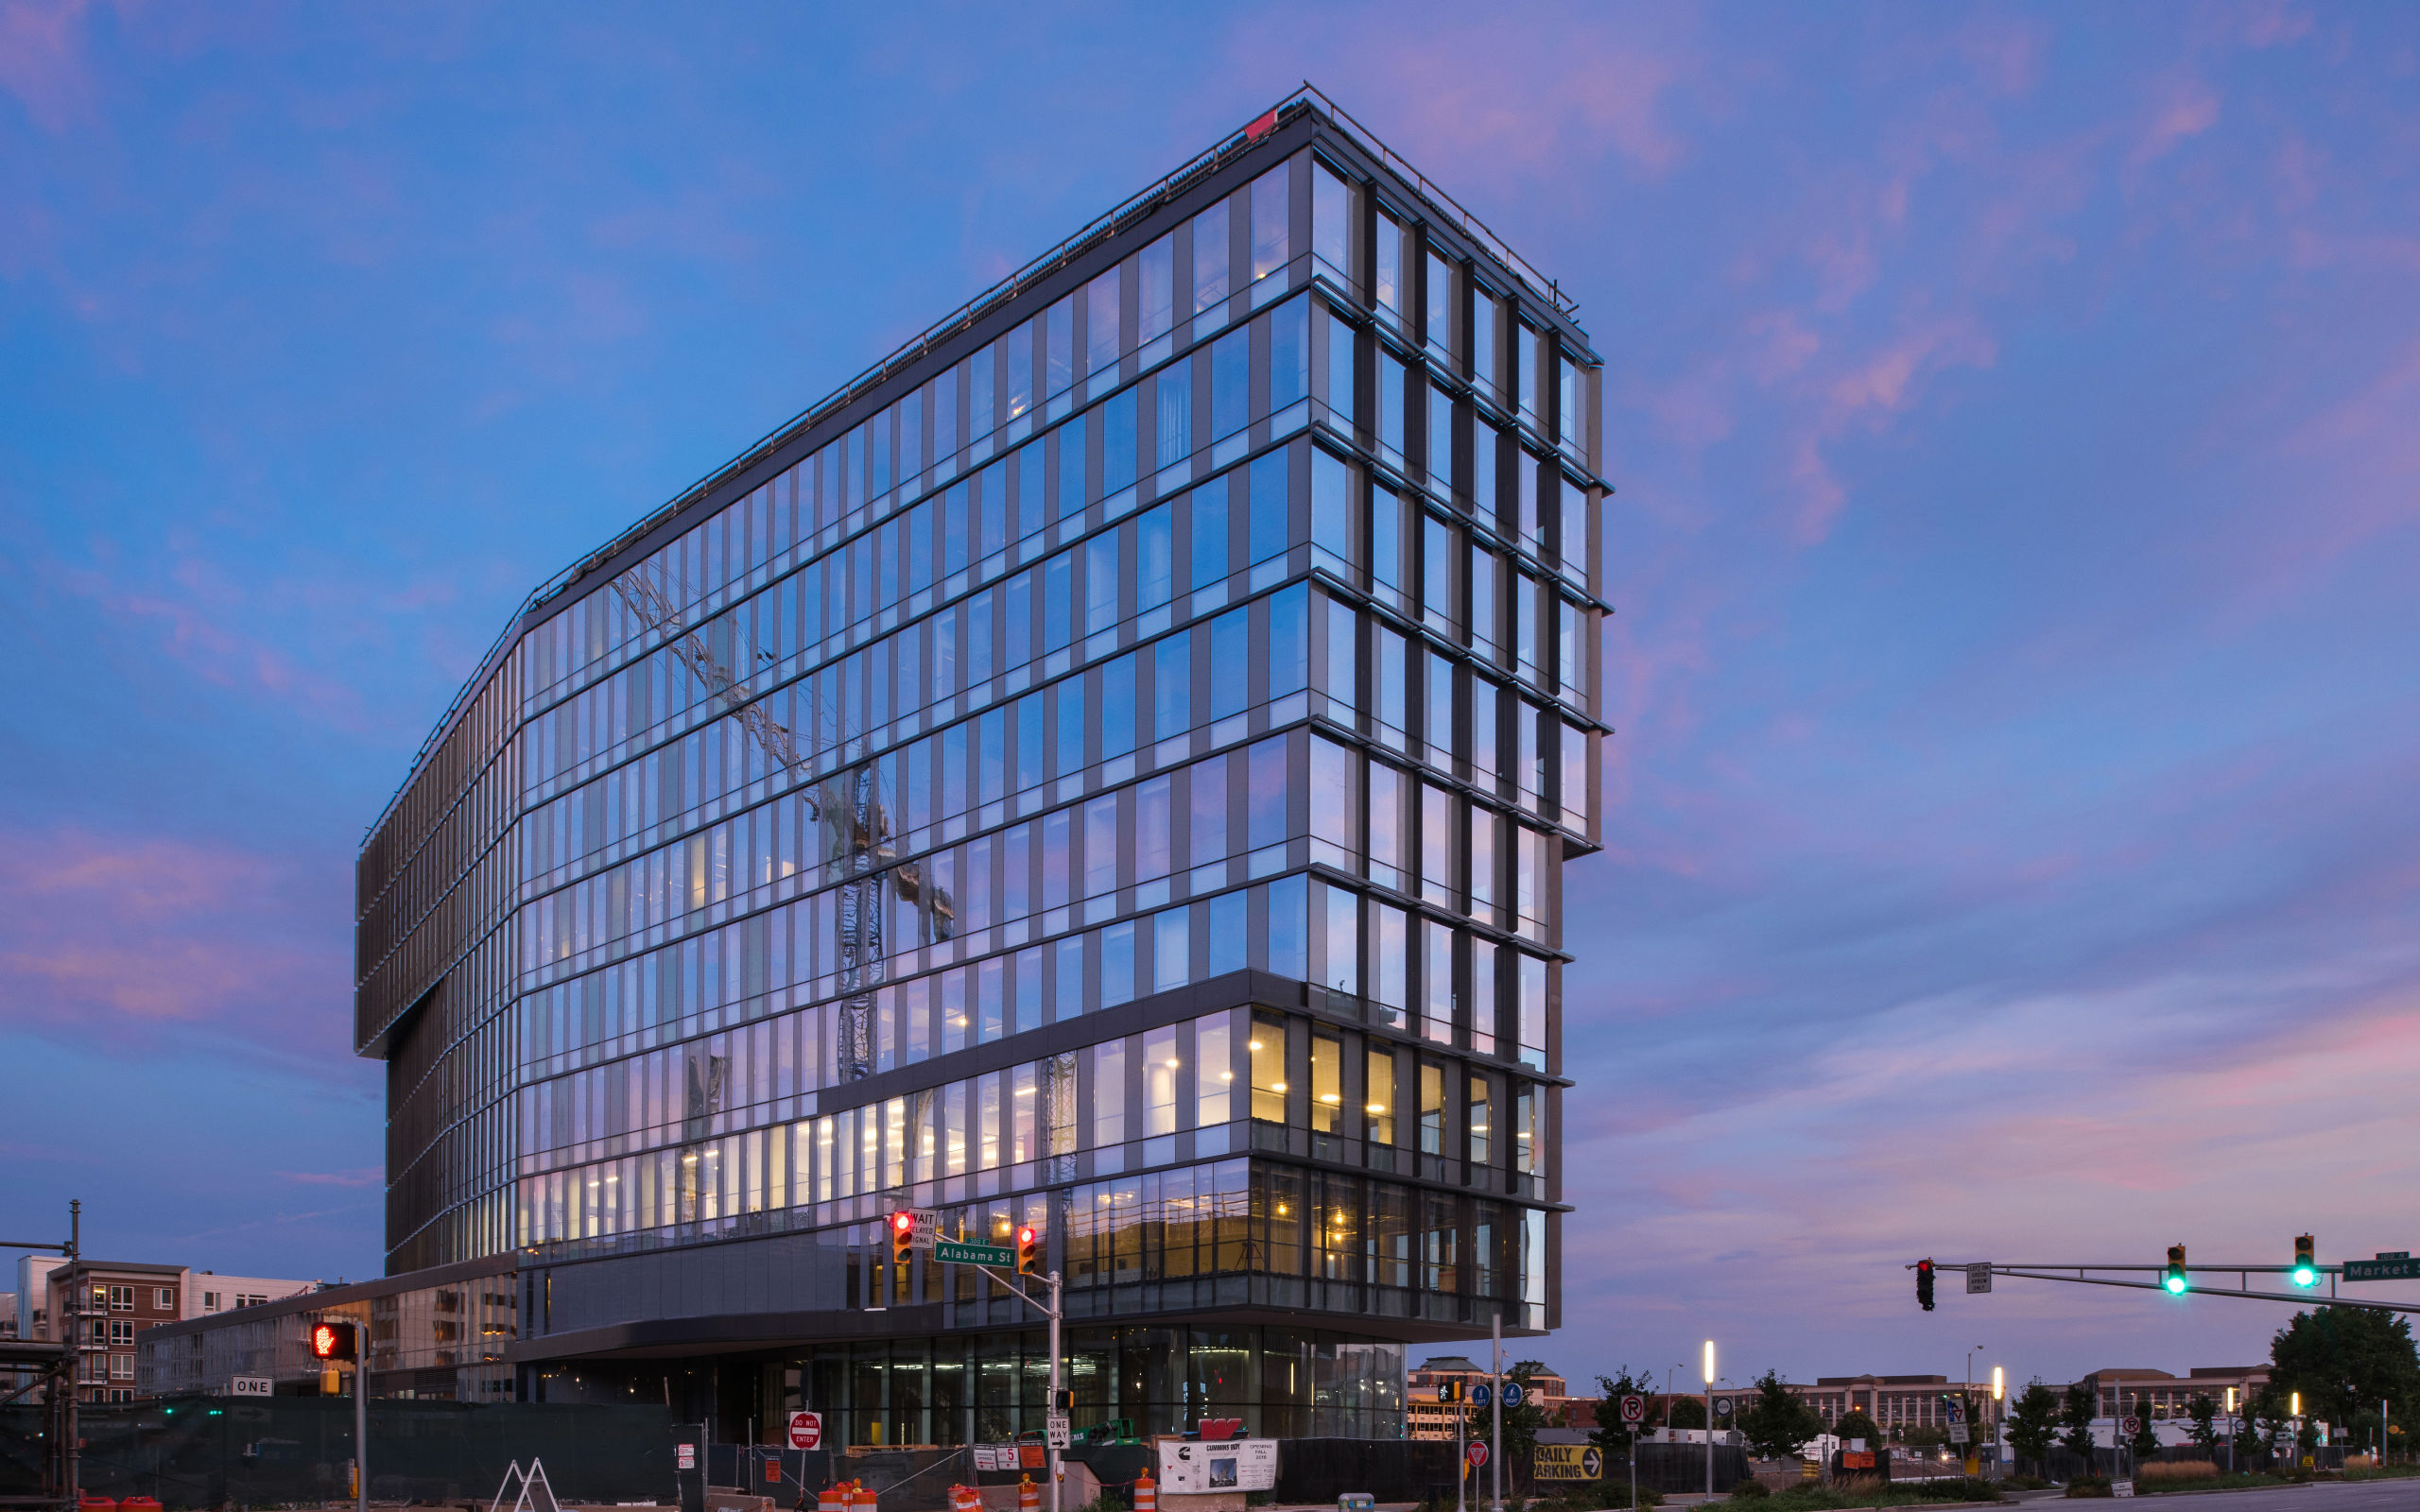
[1910,1260,2420,1314]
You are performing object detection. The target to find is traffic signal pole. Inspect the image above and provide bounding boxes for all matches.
[355,1358,369,1512]
[1910,1260,2420,1314]
[976,1263,1063,1512]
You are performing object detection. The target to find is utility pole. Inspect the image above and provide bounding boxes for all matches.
[975,1260,1063,1512]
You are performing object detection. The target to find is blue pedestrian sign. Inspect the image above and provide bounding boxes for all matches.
[1471,1383,1493,1408]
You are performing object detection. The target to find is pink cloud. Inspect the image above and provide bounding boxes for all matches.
[0,0,97,134]
[277,1167,382,1188]
[2135,77,2222,164]
[0,825,353,1063]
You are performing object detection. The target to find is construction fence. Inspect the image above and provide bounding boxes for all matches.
[0,1398,677,1508]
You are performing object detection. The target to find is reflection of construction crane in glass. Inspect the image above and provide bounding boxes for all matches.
[609,565,951,1083]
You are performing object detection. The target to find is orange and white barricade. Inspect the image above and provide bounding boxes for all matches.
[1133,1472,1156,1512]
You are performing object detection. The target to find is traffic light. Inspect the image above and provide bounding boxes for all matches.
[890,1209,918,1264]
[2292,1234,2317,1288]
[309,1320,357,1362]
[2164,1245,2189,1295]
[1916,1258,1936,1312]
[1050,1388,1074,1413]
[1437,1380,1466,1403]
[1016,1224,1040,1275]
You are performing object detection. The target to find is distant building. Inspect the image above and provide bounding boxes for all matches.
[2080,1366,2273,1420]
[27,1260,317,1404]
[139,1258,517,1401]
[1406,1354,1572,1440]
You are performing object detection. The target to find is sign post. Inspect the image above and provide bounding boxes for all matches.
[1619,1396,1646,1511]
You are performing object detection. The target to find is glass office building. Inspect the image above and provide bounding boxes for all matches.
[356,92,1604,1444]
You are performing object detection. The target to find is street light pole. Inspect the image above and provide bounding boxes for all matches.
[1703,1342,1716,1496]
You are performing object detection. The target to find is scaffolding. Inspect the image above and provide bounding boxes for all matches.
[1,1201,80,1511]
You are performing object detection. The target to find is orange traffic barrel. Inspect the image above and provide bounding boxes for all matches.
[78,1499,116,1512]
[1017,1475,1040,1512]
[1134,1472,1156,1512]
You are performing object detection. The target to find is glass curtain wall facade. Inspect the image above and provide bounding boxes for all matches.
[356,94,1605,1442]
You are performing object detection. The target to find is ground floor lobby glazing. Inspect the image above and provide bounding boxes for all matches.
[529,1325,1405,1443]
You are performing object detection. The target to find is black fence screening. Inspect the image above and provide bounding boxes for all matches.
[0,1398,678,1508]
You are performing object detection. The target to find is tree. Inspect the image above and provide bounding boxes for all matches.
[1666,1396,1707,1431]
[1591,1368,1656,1460]
[2126,1402,2160,1461]
[2269,1305,2420,1452]
[2186,1394,2219,1456]
[2006,1380,2063,1471]
[2060,1381,2100,1472]
[1737,1370,1824,1461]
[1498,1361,1552,1477]
[1833,1407,1881,1447]
[2248,1383,2291,1468]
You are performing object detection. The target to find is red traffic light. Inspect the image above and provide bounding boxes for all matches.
[1015,1224,1040,1275]
[890,1210,918,1263]
[310,1321,356,1361]
[891,1211,915,1233]
[1915,1258,1936,1312]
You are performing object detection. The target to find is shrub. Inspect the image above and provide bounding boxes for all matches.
[1910,1477,2000,1502]
[2063,1475,2112,1499]
[1726,1480,1770,1500]
[2137,1461,2217,1486]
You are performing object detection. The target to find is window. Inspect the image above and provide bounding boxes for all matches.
[1249,1017,1287,1122]
[1196,1016,1232,1125]
[1366,1048,1396,1144]
[1426,249,1454,360]
[1092,1038,1127,1148]
[1418,1062,1444,1155]
[1193,199,1230,318]
[1472,285,1497,397]
[1212,328,1249,441]
[1311,1034,1342,1133]
[107,1286,132,1312]
[1468,1074,1492,1165]
[1085,266,1121,380]
[108,1320,133,1346]
[1271,296,1309,412]
[1143,1024,1180,1136]
[1312,160,1354,293]
[1250,163,1288,287]
[153,1288,174,1311]
[1155,360,1191,471]
[201,1292,220,1312]
[1374,211,1404,324]
[1139,233,1175,346]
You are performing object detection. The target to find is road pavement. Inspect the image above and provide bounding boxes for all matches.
[2101,1482,2417,1512]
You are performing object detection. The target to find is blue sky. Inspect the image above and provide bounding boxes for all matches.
[5,2,2418,1392]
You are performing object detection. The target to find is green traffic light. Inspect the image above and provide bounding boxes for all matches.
[2164,1274,2187,1294]
[2291,1265,2316,1287]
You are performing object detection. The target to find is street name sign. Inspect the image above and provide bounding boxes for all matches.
[2344,1253,2420,1281]
[935,1238,1016,1266]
